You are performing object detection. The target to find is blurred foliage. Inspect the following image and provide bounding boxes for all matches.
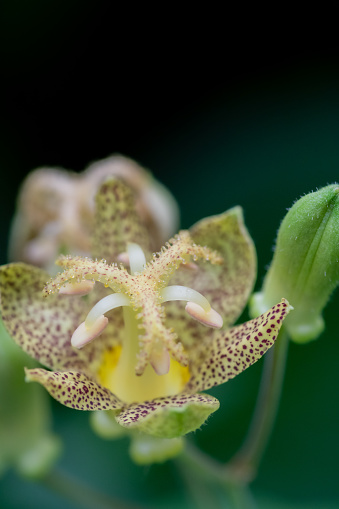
[0,320,61,479]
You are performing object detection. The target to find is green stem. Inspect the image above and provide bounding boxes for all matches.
[178,445,255,509]
[41,468,143,509]
[227,328,289,481]
[176,458,219,509]
[178,328,289,506]
[226,483,256,509]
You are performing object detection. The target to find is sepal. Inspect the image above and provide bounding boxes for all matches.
[115,393,220,438]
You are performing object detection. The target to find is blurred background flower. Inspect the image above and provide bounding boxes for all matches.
[8,155,179,271]
[1,2,339,508]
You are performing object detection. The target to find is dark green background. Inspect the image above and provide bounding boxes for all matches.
[1,3,339,508]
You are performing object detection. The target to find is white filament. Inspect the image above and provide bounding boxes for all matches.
[85,293,131,328]
[127,242,147,275]
[160,285,211,312]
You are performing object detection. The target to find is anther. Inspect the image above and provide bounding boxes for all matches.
[181,261,198,270]
[59,280,95,296]
[185,302,223,329]
[117,252,130,265]
[71,315,108,348]
[149,342,170,375]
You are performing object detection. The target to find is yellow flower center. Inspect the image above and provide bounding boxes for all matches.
[97,344,190,403]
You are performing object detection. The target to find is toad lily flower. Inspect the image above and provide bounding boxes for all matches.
[0,178,291,440]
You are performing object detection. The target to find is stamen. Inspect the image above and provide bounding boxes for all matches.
[181,261,199,271]
[85,293,131,328]
[117,252,130,265]
[71,315,109,348]
[160,285,211,312]
[160,285,223,329]
[185,302,223,329]
[127,243,146,274]
[72,293,131,348]
[59,280,95,296]
[149,341,171,375]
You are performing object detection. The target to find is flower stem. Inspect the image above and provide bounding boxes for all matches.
[227,328,289,481]
[178,445,256,509]
[178,328,289,507]
[41,468,143,509]
[176,458,219,509]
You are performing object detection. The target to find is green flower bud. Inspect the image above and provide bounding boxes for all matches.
[251,185,339,343]
[89,410,184,465]
[129,435,184,465]
[90,410,127,440]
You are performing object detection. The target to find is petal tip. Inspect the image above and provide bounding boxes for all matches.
[281,297,293,313]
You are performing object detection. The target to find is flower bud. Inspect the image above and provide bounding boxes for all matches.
[129,435,184,465]
[89,411,184,465]
[251,185,339,343]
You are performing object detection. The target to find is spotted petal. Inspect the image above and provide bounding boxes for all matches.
[115,392,219,438]
[166,207,256,346]
[25,368,124,411]
[0,263,120,376]
[91,178,151,263]
[186,299,292,393]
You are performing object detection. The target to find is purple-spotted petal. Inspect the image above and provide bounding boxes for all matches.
[115,392,220,438]
[186,299,292,393]
[190,206,256,326]
[25,368,124,411]
[0,263,120,376]
[166,207,256,347]
[84,155,179,247]
[91,178,151,263]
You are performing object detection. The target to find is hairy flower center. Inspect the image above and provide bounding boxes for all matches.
[46,231,223,402]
